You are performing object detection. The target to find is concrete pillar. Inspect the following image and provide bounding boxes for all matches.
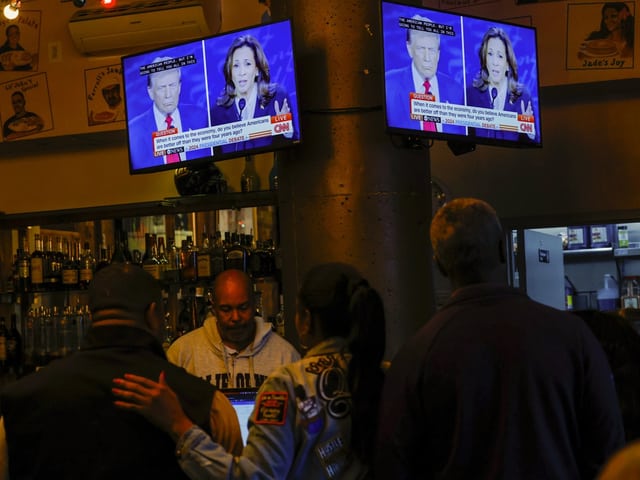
[273,0,434,360]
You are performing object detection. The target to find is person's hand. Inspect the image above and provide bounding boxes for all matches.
[520,99,533,116]
[520,99,535,140]
[274,98,290,116]
[112,371,194,442]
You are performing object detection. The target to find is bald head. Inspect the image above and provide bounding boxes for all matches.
[598,441,640,480]
[213,269,253,303]
[430,198,505,287]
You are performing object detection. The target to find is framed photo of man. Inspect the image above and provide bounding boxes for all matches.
[0,72,54,142]
[84,65,125,126]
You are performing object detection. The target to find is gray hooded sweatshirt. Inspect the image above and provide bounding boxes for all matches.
[167,313,300,389]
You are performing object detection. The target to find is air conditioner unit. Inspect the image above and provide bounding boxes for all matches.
[68,0,219,56]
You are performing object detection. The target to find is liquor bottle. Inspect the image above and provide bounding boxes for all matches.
[44,236,63,290]
[23,305,36,374]
[30,233,45,291]
[95,234,111,272]
[14,231,30,293]
[34,306,49,367]
[79,241,96,288]
[46,306,61,362]
[111,230,133,264]
[6,313,23,379]
[197,229,212,282]
[251,239,275,279]
[164,237,181,283]
[225,233,249,272]
[181,236,198,282]
[241,155,260,192]
[156,236,169,279]
[15,244,30,294]
[142,233,162,280]
[58,305,73,358]
[43,236,59,290]
[211,231,225,277]
[74,300,89,351]
[61,239,79,289]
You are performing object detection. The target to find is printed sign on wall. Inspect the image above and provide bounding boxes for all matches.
[566,1,635,70]
[0,72,53,141]
[0,10,41,72]
[84,64,125,126]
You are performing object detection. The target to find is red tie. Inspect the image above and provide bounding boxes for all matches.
[422,80,436,132]
[165,114,180,164]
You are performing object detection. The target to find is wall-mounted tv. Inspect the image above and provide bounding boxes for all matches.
[381,0,542,149]
[122,19,301,175]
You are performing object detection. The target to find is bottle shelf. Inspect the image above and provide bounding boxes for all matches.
[0,190,278,229]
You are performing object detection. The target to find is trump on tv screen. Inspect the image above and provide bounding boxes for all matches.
[122,19,301,175]
[381,0,542,149]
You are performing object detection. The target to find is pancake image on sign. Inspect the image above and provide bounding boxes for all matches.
[11,51,31,66]
[579,39,619,57]
[8,116,40,132]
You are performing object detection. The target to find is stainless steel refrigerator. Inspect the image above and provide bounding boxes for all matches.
[520,230,565,310]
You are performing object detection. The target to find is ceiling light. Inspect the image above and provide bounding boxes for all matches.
[100,0,116,7]
[3,0,20,20]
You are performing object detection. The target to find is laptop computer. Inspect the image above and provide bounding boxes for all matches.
[222,388,259,445]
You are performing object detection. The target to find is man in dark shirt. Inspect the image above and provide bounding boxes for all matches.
[0,263,242,479]
[375,197,625,479]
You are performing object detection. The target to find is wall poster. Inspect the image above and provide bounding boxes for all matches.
[0,72,53,141]
[0,10,41,72]
[566,1,635,70]
[84,64,125,126]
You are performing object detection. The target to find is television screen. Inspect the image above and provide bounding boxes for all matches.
[122,19,301,175]
[381,0,542,149]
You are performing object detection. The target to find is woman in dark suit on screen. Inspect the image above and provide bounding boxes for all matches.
[211,34,295,154]
[466,27,535,143]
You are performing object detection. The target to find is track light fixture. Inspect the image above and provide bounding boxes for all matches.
[3,0,20,20]
[72,0,86,7]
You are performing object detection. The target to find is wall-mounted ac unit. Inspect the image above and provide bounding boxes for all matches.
[68,0,219,56]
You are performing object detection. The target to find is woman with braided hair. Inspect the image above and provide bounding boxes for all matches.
[112,262,386,479]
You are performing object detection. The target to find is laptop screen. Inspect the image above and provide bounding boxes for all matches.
[222,388,258,445]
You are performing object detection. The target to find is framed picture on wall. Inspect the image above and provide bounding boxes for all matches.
[0,72,54,141]
[0,11,41,72]
[84,64,125,126]
[566,1,635,70]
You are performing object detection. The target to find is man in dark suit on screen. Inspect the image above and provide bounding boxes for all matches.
[128,57,210,172]
[385,15,465,135]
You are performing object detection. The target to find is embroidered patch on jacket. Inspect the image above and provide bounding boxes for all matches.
[254,391,288,425]
[316,435,349,478]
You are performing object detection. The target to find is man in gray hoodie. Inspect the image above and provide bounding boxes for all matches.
[168,269,300,389]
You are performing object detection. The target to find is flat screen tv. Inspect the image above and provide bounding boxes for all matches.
[381,0,542,149]
[122,19,301,175]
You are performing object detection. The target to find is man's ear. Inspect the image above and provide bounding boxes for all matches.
[298,308,312,337]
